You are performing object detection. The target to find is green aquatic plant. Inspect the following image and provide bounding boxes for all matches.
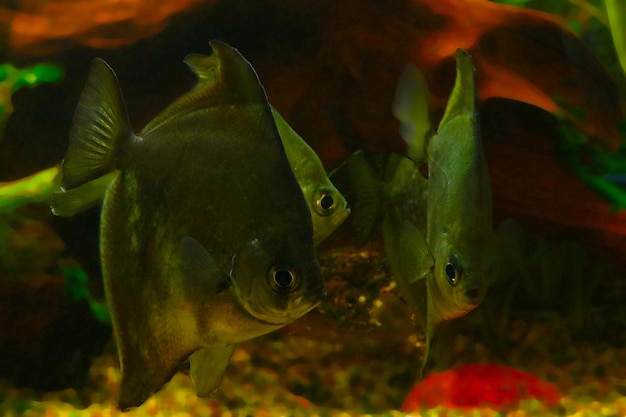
[559,120,626,209]
[0,166,61,266]
[0,166,60,213]
[479,220,616,349]
[62,264,111,324]
[0,63,63,139]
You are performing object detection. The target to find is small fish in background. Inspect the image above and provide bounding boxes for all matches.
[417,49,497,373]
[51,40,324,411]
[348,49,496,374]
[272,107,350,245]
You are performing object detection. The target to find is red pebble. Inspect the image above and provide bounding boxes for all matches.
[401,364,563,412]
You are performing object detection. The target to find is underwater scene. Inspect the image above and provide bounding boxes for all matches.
[1,0,626,416]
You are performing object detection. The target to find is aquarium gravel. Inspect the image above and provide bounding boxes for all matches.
[1,243,626,417]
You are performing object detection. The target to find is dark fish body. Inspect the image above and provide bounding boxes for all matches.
[53,41,323,411]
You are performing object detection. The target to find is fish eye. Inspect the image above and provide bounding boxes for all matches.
[314,190,335,216]
[445,263,457,285]
[268,264,297,293]
[446,254,462,286]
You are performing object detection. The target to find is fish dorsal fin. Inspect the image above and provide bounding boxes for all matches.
[271,106,325,182]
[437,49,477,131]
[141,40,270,136]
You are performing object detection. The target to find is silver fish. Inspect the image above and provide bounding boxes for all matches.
[349,50,495,374]
[52,40,324,411]
[271,107,350,245]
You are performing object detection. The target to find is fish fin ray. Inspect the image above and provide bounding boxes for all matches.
[190,344,237,397]
[62,58,133,190]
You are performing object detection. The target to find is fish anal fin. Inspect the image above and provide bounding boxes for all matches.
[421,279,446,377]
[114,289,202,411]
[62,58,133,190]
[118,353,178,412]
[189,344,237,397]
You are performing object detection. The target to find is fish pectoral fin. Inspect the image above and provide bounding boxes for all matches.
[189,344,237,397]
[383,215,431,326]
[62,58,134,190]
[383,215,432,284]
[346,152,384,246]
[181,236,231,295]
[50,171,118,217]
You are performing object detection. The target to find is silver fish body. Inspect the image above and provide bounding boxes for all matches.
[272,107,350,245]
[53,41,323,411]
[349,50,496,374]
[419,50,496,372]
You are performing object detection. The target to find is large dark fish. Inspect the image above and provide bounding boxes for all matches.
[51,40,324,411]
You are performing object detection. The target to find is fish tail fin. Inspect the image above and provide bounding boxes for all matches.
[346,151,384,246]
[61,58,134,191]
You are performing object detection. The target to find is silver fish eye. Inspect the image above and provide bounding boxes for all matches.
[268,264,297,293]
[314,190,335,216]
